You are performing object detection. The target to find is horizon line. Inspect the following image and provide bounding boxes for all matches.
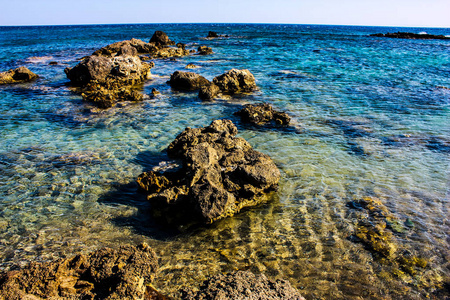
[1,22,449,29]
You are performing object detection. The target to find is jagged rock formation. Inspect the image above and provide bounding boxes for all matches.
[65,31,199,108]
[137,119,280,224]
[181,271,305,300]
[0,67,38,84]
[235,103,291,126]
[0,243,162,300]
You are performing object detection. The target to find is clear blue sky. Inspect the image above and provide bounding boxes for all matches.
[1,0,449,27]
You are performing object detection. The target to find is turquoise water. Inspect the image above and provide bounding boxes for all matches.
[0,24,449,299]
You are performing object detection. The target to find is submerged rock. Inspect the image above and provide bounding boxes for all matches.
[370,32,450,40]
[0,243,161,300]
[0,67,38,84]
[168,71,210,91]
[181,270,305,300]
[137,119,280,224]
[347,196,434,284]
[235,103,291,126]
[213,69,257,94]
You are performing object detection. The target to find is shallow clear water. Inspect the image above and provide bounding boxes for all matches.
[0,24,449,299]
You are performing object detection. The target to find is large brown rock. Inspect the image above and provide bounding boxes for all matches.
[181,271,305,300]
[0,243,162,300]
[65,55,152,87]
[150,31,176,47]
[65,54,153,108]
[213,69,257,94]
[0,67,38,84]
[168,71,211,91]
[137,120,280,224]
[235,103,291,126]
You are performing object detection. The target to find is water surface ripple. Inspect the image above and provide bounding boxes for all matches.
[0,24,449,299]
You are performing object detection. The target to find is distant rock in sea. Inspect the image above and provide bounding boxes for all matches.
[370,31,450,40]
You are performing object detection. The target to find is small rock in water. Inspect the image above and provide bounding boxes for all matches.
[0,67,39,84]
[234,103,291,126]
[197,46,213,55]
[186,63,199,69]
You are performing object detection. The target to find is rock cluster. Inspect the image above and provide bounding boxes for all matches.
[168,69,257,100]
[0,66,38,84]
[137,119,280,224]
[181,270,305,300]
[0,243,161,300]
[235,103,291,126]
[370,32,450,40]
[65,31,198,108]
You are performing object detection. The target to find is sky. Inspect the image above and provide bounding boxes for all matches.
[1,0,449,28]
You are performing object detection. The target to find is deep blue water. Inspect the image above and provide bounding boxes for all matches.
[0,24,449,299]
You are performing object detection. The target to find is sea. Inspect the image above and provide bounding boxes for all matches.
[0,24,449,299]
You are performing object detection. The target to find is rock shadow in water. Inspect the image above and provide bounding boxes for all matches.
[97,150,188,239]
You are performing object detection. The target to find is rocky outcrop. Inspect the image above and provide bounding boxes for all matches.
[137,119,280,224]
[150,31,176,47]
[167,69,257,100]
[0,243,162,300]
[65,50,154,108]
[168,71,210,91]
[213,69,257,94]
[65,55,152,87]
[0,67,38,84]
[370,32,450,40]
[181,271,305,300]
[235,103,291,126]
[198,83,220,101]
[197,46,213,55]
